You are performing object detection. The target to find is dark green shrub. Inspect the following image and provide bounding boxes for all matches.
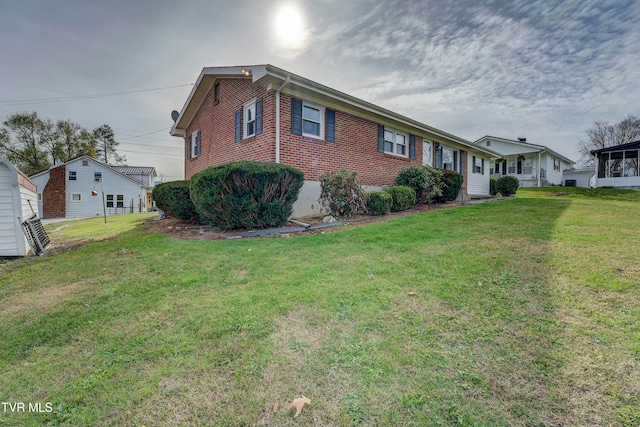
[189,161,304,230]
[385,185,416,212]
[490,177,497,196]
[495,175,519,196]
[366,191,392,215]
[319,169,368,217]
[152,180,200,221]
[395,165,444,203]
[439,169,464,202]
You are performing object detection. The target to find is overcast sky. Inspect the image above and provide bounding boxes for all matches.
[2,0,639,180]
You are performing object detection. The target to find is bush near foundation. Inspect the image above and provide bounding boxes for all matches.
[151,180,200,221]
[438,169,464,202]
[495,175,520,197]
[366,191,393,215]
[395,165,444,204]
[490,177,498,196]
[319,169,368,217]
[385,185,416,212]
[189,161,304,230]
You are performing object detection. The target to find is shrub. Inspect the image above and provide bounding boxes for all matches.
[319,169,368,217]
[439,169,464,202]
[151,180,200,221]
[385,185,416,212]
[366,191,393,215]
[395,165,443,203]
[189,161,304,230]
[490,177,498,196]
[495,175,520,196]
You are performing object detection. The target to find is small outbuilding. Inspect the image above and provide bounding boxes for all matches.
[0,157,47,257]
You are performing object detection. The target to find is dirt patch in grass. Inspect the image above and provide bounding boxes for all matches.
[1,280,88,319]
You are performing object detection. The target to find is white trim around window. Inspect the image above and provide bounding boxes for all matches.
[243,99,256,138]
[71,193,82,202]
[302,100,324,139]
[383,127,409,157]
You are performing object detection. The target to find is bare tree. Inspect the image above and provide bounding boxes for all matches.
[578,115,640,165]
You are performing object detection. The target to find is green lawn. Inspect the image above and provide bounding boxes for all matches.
[1,188,639,426]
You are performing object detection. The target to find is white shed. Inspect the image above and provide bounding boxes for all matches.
[0,158,41,257]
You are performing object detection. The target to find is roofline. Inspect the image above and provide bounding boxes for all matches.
[29,155,153,188]
[170,64,500,158]
[474,135,575,164]
[590,140,640,154]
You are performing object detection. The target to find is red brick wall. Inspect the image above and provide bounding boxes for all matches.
[185,78,275,178]
[43,165,66,218]
[184,79,426,186]
[279,94,422,186]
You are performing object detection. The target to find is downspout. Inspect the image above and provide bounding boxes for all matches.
[275,77,291,164]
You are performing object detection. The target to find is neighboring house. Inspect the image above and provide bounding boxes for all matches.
[109,165,157,212]
[30,155,156,219]
[170,64,498,216]
[473,136,575,187]
[0,157,39,256]
[591,141,640,188]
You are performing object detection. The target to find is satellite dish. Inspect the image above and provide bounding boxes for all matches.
[171,110,179,122]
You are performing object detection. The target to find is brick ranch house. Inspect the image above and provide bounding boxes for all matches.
[170,65,499,217]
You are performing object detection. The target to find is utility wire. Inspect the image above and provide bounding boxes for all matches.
[0,83,194,106]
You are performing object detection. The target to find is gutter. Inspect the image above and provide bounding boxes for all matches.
[274,77,290,164]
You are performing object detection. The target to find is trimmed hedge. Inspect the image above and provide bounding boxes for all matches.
[151,180,200,221]
[367,191,392,215]
[319,169,368,217]
[439,169,464,202]
[495,175,519,196]
[189,161,304,230]
[395,165,443,204]
[385,185,416,212]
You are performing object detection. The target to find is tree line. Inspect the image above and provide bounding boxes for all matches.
[0,111,126,176]
[578,115,640,165]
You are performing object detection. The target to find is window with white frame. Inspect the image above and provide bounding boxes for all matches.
[523,158,533,175]
[302,101,323,138]
[442,146,456,170]
[244,100,256,138]
[383,127,408,157]
[106,194,114,208]
[191,130,201,157]
[94,172,102,182]
[71,193,82,202]
[68,171,77,181]
[553,157,560,171]
[82,160,89,166]
[474,156,483,173]
[116,195,124,208]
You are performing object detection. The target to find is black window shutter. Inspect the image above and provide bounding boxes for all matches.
[234,109,242,142]
[196,131,201,156]
[409,135,416,159]
[472,156,476,173]
[255,98,263,135]
[460,150,466,175]
[481,158,485,175]
[377,125,384,152]
[291,97,302,135]
[325,108,336,142]
[453,150,458,171]
[186,135,192,159]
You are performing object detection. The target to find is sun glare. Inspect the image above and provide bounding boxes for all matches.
[274,5,306,50]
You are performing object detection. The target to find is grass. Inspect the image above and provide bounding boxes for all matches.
[1,188,639,426]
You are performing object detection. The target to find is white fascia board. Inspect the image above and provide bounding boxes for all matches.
[170,65,267,136]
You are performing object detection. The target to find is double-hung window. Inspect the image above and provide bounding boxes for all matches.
[116,195,124,208]
[94,172,102,182]
[244,100,256,138]
[302,101,323,138]
[106,194,114,208]
[383,127,408,157]
[553,157,560,171]
[68,171,77,181]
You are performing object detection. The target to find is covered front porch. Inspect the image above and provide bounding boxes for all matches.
[491,153,547,187]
